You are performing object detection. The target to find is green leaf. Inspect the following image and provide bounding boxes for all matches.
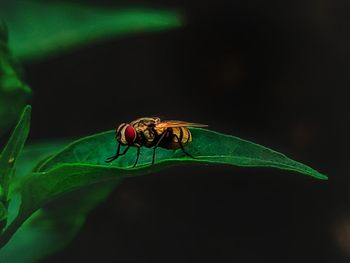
[5,140,72,230]
[1,1,183,60]
[15,139,73,179]
[0,182,119,263]
[0,27,31,134]
[0,127,326,250]
[0,105,31,230]
[37,129,327,180]
[0,20,8,43]
[0,139,120,263]
[0,105,31,194]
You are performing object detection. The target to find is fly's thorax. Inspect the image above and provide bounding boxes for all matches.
[130,117,160,127]
[127,117,159,147]
[135,125,157,147]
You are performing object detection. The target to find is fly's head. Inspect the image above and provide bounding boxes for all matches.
[116,123,137,146]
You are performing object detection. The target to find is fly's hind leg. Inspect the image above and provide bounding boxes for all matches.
[151,130,168,165]
[173,134,196,159]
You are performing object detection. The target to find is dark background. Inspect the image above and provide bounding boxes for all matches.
[21,0,350,262]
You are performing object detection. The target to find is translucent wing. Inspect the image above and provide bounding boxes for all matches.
[156,120,208,128]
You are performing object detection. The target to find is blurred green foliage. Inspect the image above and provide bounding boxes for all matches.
[0,183,119,263]
[1,1,183,60]
[0,27,31,135]
[0,105,30,231]
[0,0,181,133]
[0,20,8,43]
[0,108,118,263]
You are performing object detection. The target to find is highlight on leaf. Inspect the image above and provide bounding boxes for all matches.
[1,1,183,60]
[0,105,31,232]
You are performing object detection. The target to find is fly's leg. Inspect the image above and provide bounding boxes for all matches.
[105,144,130,163]
[133,146,141,168]
[151,130,168,165]
[173,134,196,159]
[105,143,121,163]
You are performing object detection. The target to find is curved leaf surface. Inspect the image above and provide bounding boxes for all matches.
[0,105,31,230]
[38,129,327,180]
[0,127,327,250]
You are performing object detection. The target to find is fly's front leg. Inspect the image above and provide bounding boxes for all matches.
[106,144,130,163]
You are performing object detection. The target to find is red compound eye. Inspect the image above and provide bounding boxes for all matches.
[124,125,136,143]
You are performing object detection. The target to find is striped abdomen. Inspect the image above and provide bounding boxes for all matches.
[159,127,192,150]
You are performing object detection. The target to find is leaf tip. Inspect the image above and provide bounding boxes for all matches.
[309,170,328,180]
[20,105,32,124]
[317,173,328,180]
[24,105,32,114]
